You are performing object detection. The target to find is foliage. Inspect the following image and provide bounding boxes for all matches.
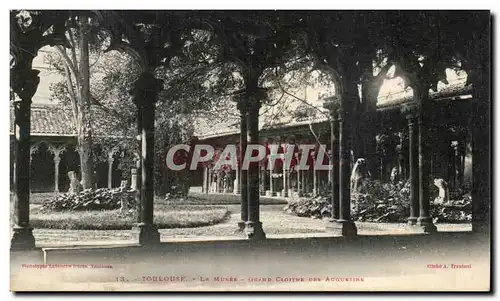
[29,205,229,230]
[40,188,136,211]
[284,180,472,223]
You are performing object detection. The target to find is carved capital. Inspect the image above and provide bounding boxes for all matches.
[401,102,419,124]
[108,146,120,161]
[48,144,66,160]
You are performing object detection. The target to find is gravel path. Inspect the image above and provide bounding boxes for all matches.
[29,204,472,246]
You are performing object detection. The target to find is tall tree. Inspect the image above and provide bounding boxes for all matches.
[46,14,97,189]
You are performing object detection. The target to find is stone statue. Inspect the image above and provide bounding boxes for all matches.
[390,166,401,184]
[119,180,129,213]
[350,158,370,193]
[67,171,83,194]
[433,178,450,205]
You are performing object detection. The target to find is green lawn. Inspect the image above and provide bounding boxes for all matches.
[12,203,229,230]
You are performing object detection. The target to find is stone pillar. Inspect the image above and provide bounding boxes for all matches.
[416,93,437,233]
[282,165,288,197]
[204,166,210,194]
[130,72,163,245]
[269,165,275,196]
[234,165,240,194]
[131,168,138,190]
[296,168,302,197]
[313,167,318,196]
[48,145,66,193]
[107,149,117,189]
[11,68,40,250]
[301,169,307,195]
[402,104,419,226]
[245,95,266,239]
[329,104,357,236]
[324,104,340,225]
[237,99,248,231]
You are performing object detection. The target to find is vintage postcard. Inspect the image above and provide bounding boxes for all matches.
[9,9,491,292]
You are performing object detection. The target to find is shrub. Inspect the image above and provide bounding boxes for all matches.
[40,188,136,211]
[284,180,472,223]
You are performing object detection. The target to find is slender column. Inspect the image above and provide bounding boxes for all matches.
[131,168,138,190]
[301,169,307,195]
[296,168,302,197]
[269,162,275,196]
[237,99,248,231]
[48,145,66,193]
[416,92,437,233]
[282,165,288,197]
[259,165,265,196]
[326,99,357,236]
[312,167,317,196]
[11,68,40,250]
[107,157,114,189]
[245,95,266,239]
[234,165,240,194]
[402,104,419,226]
[130,72,162,245]
[204,166,209,194]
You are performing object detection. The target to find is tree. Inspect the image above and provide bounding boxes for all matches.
[45,14,99,189]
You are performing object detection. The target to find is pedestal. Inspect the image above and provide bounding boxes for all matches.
[133,223,161,245]
[10,226,36,251]
[245,221,266,240]
[325,220,358,237]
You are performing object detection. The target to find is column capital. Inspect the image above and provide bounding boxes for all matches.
[401,102,419,123]
[108,146,120,160]
[323,96,341,120]
[48,144,66,159]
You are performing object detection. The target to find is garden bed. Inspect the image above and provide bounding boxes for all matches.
[26,204,230,230]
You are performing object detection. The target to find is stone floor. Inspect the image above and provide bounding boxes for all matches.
[28,204,472,247]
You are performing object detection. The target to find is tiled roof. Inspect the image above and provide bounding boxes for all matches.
[9,104,76,136]
[195,82,473,140]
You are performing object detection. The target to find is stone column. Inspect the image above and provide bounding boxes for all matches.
[330,104,357,236]
[301,169,307,195]
[237,98,248,231]
[204,166,210,194]
[245,94,266,239]
[269,163,275,196]
[10,68,40,250]
[296,168,302,197]
[313,166,318,196]
[234,165,240,194]
[48,145,66,193]
[107,147,119,189]
[402,104,419,226]
[282,165,288,198]
[324,101,340,225]
[131,168,138,190]
[416,92,437,233]
[130,72,163,245]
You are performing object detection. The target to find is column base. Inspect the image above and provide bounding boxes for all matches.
[405,217,437,233]
[236,221,246,233]
[407,217,418,226]
[133,223,161,245]
[472,221,490,235]
[245,221,266,240]
[325,219,358,237]
[11,226,36,251]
